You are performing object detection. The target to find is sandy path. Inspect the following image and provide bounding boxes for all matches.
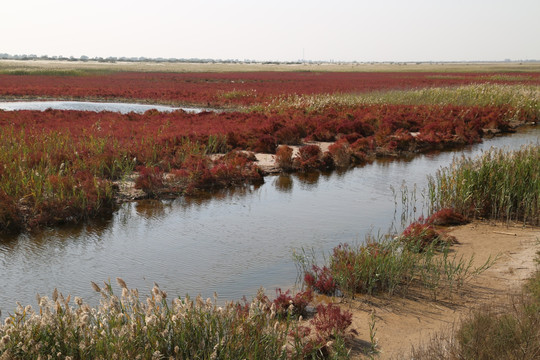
[333,222,540,359]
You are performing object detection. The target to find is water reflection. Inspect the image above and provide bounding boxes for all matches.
[134,200,170,220]
[295,171,321,188]
[0,127,538,314]
[273,174,293,193]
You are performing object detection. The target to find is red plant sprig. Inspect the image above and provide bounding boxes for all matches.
[304,265,337,295]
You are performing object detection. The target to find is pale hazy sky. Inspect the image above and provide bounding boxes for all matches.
[2,0,539,62]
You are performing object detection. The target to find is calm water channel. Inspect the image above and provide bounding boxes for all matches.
[0,100,203,114]
[0,127,538,314]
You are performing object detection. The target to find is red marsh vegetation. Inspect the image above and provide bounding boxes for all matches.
[0,71,538,232]
[0,103,532,232]
[1,71,539,106]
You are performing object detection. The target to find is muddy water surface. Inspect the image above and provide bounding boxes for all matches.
[0,128,538,313]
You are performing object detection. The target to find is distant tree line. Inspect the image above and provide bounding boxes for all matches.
[0,53,311,64]
[0,53,537,64]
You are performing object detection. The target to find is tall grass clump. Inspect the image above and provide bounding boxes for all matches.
[428,144,540,225]
[0,280,352,359]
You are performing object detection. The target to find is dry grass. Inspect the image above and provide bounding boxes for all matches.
[409,256,540,360]
[0,281,351,359]
[262,84,539,117]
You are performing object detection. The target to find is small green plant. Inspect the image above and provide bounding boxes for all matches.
[367,312,379,357]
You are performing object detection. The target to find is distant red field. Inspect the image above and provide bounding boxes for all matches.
[1,71,539,106]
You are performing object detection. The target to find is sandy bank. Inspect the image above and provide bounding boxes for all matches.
[329,222,540,359]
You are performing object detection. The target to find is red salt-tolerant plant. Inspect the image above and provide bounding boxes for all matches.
[426,208,470,226]
[320,151,336,171]
[168,152,261,195]
[251,134,277,153]
[311,303,353,340]
[0,104,527,162]
[350,136,375,162]
[341,132,363,143]
[208,152,262,187]
[0,189,23,233]
[287,302,355,358]
[275,124,306,145]
[178,155,213,192]
[388,128,416,152]
[217,150,258,163]
[289,324,312,339]
[400,221,457,251]
[134,166,164,196]
[273,288,313,317]
[304,265,337,295]
[327,138,351,168]
[0,92,534,232]
[308,117,340,142]
[328,243,360,295]
[293,145,322,171]
[275,145,294,171]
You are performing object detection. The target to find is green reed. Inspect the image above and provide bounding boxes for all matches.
[428,144,540,225]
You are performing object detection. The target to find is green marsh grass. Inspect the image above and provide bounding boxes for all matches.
[428,144,540,225]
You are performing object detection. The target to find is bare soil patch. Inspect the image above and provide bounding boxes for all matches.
[328,222,540,359]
